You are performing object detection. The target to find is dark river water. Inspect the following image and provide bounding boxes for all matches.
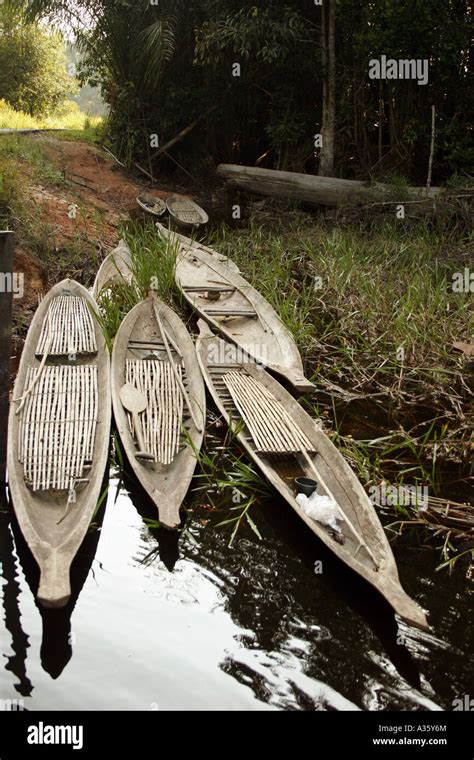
[0,463,472,712]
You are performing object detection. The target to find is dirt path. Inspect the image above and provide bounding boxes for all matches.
[8,133,226,347]
[10,136,177,336]
[34,135,169,245]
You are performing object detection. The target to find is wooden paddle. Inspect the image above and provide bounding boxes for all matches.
[119,383,154,461]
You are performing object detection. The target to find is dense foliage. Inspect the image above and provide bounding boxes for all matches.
[25,0,474,181]
[0,4,76,117]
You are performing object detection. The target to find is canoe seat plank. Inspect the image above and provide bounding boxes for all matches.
[203,309,258,318]
[183,286,236,294]
[128,341,166,349]
[255,449,316,456]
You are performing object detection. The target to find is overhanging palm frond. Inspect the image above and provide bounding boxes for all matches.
[134,18,176,90]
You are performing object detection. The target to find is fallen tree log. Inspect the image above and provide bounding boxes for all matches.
[217,164,443,207]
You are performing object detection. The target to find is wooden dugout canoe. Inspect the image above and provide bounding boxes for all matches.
[196,321,429,630]
[111,293,206,528]
[175,245,314,393]
[156,222,240,273]
[8,280,111,608]
[166,195,209,228]
[92,239,133,300]
[137,193,167,218]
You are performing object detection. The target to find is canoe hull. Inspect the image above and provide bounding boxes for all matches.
[8,279,111,608]
[156,222,241,273]
[111,294,205,528]
[166,195,209,228]
[92,239,133,300]
[175,246,314,393]
[196,322,428,630]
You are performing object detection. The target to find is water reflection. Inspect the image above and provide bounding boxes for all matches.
[179,500,429,710]
[125,471,180,572]
[0,490,32,698]
[0,470,471,711]
[12,515,104,681]
[2,475,107,684]
[252,499,423,691]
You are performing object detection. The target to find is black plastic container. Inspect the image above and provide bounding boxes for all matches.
[294,477,317,496]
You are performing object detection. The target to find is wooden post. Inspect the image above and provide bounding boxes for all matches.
[0,231,14,489]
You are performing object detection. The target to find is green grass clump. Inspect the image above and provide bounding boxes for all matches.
[123,220,182,306]
[207,208,472,561]
[94,220,183,345]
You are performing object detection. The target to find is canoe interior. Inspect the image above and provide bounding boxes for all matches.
[137,193,166,217]
[111,295,205,527]
[166,195,209,226]
[175,247,311,391]
[205,362,382,573]
[156,222,241,273]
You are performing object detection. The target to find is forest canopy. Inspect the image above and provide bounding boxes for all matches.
[21,0,474,181]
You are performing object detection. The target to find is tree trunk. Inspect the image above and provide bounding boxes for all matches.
[388,85,397,148]
[378,81,383,163]
[319,0,336,177]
